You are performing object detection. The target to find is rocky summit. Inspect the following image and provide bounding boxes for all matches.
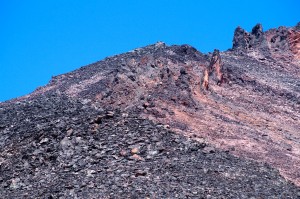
[1,23,300,198]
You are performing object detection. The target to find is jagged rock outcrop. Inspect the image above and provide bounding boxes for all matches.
[1,23,300,197]
[233,22,300,62]
[232,23,272,61]
[232,26,249,50]
[250,24,265,46]
[202,49,223,90]
[232,23,265,51]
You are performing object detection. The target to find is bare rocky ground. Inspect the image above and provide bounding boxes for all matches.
[1,23,300,198]
[1,94,300,198]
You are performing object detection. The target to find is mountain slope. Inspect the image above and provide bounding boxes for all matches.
[1,94,300,198]
[1,23,300,198]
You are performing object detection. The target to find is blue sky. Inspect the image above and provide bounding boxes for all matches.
[1,0,299,102]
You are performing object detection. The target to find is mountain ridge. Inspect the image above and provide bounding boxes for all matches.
[1,22,300,198]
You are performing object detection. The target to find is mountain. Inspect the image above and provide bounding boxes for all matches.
[1,23,300,198]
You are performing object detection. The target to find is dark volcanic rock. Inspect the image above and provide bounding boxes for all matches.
[233,23,267,53]
[1,23,300,198]
[233,26,249,51]
[233,22,300,61]
[0,94,300,198]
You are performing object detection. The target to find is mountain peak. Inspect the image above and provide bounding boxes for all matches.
[251,23,263,37]
[232,22,300,61]
[232,24,265,51]
[1,23,300,197]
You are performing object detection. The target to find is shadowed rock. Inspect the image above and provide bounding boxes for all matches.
[232,26,250,51]
[233,23,266,51]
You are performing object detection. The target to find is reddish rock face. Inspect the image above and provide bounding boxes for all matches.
[288,28,300,60]
[202,49,223,90]
[7,23,300,186]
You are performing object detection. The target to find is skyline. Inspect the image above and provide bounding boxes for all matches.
[1,0,299,101]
